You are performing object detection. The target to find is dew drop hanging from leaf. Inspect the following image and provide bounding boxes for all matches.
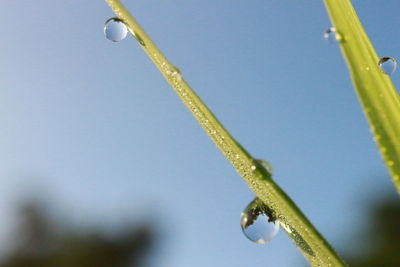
[104,17,128,42]
[323,27,342,44]
[241,197,280,244]
[378,57,397,75]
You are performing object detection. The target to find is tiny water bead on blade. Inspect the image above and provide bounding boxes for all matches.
[378,57,397,75]
[323,27,342,44]
[250,158,273,180]
[166,66,182,82]
[241,198,280,244]
[104,18,128,42]
[257,159,273,174]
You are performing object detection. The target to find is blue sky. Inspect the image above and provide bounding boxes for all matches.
[0,0,399,266]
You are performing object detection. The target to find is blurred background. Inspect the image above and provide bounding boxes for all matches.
[0,0,399,266]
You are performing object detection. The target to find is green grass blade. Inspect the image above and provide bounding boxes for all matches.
[324,0,400,192]
[104,0,346,265]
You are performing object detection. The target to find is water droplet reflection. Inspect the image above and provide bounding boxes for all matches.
[104,18,128,42]
[378,57,397,75]
[323,27,341,43]
[241,198,279,244]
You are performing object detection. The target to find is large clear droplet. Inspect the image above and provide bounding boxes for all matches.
[104,18,128,42]
[241,198,279,244]
[323,27,341,43]
[378,57,397,75]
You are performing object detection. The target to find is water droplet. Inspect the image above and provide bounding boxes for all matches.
[166,66,182,82]
[251,159,273,180]
[241,198,279,244]
[257,159,273,174]
[104,18,128,42]
[323,27,341,43]
[378,57,397,75]
[171,72,182,82]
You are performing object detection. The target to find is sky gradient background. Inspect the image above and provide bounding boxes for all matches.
[1,0,399,266]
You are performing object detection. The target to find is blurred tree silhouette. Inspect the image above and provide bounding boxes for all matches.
[0,202,155,267]
[345,197,400,266]
[3,196,400,266]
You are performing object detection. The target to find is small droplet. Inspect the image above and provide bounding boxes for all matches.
[172,72,182,82]
[251,159,273,180]
[323,27,341,43]
[257,159,273,175]
[378,57,397,75]
[104,18,128,42]
[167,66,182,82]
[241,198,279,244]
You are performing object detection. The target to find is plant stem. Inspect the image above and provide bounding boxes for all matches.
[324,0,400,192]
[104,0,346,265]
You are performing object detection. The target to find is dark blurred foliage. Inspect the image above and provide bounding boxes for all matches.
[3,196,400,267]
[345,198,400,267]
[0,203,155,267]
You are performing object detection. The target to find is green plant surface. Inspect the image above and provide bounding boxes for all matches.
[324,0,400,192]
[104,0,346,266]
